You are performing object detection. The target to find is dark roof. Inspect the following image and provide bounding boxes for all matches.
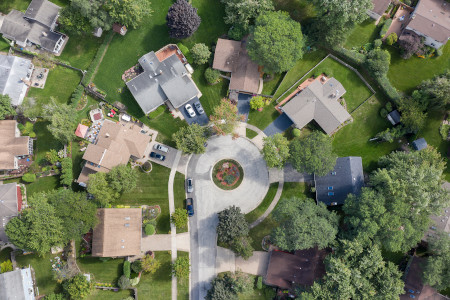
[387,110,401,125]
[370,0,391,16]
[0,183,19,242]
[126,51,198,114]
[264,248,330,290]
[315,156,364,206]
[412,138,427,151]
[0,268,35,300]
[24,0,60,28]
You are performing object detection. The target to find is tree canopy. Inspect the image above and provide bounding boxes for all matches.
[171,256,190,279]
[216,206,249,244]
[105,0,152,29]
[417,69,450,109]
[271,197,339,251]
[289,131,337,176]
[62,274,94,300]
[247,11,304,73]
[173,124,207,154]
[191,43,211,65]
[365,49,391,78]
[42,98,78,144]
[166,0,201,39]
[206,272,254,300]
[423,232,450,290]
[220,0,274,31]
[262,133,290,169]
[87,172,116,207]
[0,94,16,120]
[209,99,243,135]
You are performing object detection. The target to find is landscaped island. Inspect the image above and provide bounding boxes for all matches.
[212,159,244,190]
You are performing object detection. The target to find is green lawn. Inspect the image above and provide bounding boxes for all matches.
[15,253,61,296]
[174,171,188,233]
[148,110,187,147]
[333,95,399,172]
[387,43,450,93]
[245,183,279,224]
[0,38,10,52]
[344,19,379,50]
[247,104,280,132]
[77,256,124,284]
[177,251,190,300]
[261,73,285,96]
[59,35,104,70]
[33,121,63,165]
[137,251,172,299]
[246,128,259,139]
[0,0,68,13]
[86,289,132,300]
[26,176,61,197]
[27,66,81,105]
[118,164,171,233]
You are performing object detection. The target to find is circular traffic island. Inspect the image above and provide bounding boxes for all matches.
[212,159,244,190]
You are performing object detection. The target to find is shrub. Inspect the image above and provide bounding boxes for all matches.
[379,108,388,118]
[385,32,398,45]
[131,260,143,273]
[374,39,382,48]
[228,25,246,41]
[17,123,25,131]
[177,43,193,64]
[250,96,265,110]
[332,47,366,66]
[376,75,401,103]
[385,102,393,112]
[142,161,152,172]
[204,68,220,85]
[70,85,85,105]
[191,43,211,65]
[403,0,411,5]
[292,128,301,137]
[60,157,73,186]
[144,224,155,235]
[117,275,131,289]
[380,19,392,38]
[170,208,188,229]
[436,47,443,56]
[123,261,131,278]
[257,276,263,289]
[440,124,450,140]
[0,260,13,273]
[22,173,36,183]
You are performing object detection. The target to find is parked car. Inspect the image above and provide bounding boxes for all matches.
[186,178,193,193]
[185,104,196,117]
[186,198,194,217]
[194,101,204,114]
[150,152,165,161]
[153,144,169,153]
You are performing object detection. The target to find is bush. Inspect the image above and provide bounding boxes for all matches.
[436,47,443,56]
[22,173,36,183]
[374,39,382,48]
[60,157,73,186]
[332,47,366,66]
[379,107,388,118]
[177,43,193,64]
[385,32,398,45]
[292,128,301,137]
[375,75,401,103]
[380,19,392,38]
[144,224,155,235]
[142,161,152,172]
[117,275,131,289]
[228,25,247,41]
[17,123,25,131]
[170,208,188,229]
[257,276,263,289]
[131,260,143,273]
[191,43,211,65]
[440,124,450,140]
[70,85,85,105]
[250,96,265,110]
[123,261,131,278]
[385,102,393,112]
[403,0,411,5]
[204,68,220,85]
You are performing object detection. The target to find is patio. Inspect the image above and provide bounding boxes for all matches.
[85,121,104,144]
[7,157,33,176]
[30,68,49,89]
[155,44,187,64]
[122,64,143,82]
[89,108,104,122]
[383,5,413,41]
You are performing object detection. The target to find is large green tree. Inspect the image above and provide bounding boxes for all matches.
[87,172,116,207]
[417,69,450,109]
[62,274,94,300]
[424,232,450,290]
[221,0,274,30]
[216,206,249,244]
[289,131,337,176]
[107,165,138,194]
[18,97,41,119]
[173,124,207,154]
[0,94,16,120]
[307,240,404,299]
[42,98,78,144]
[247,11,304,73]
[104,0,152,29]
[171,256,190,279]
[262,133,290,169]
[210,99,243,135]
[271,197,338,251]
[365,49,391,78]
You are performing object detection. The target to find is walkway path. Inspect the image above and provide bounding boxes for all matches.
[168,150,182,300]
[249,180,284,229]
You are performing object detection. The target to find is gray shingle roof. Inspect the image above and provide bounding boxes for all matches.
[127,52,198,114]
[0,183,18,242]
[0,268,35,300]
[315,157,364,206]
[282,78,351,135]
[24,0,60,28]
[0,10,31,44]
[412,138,427,151]
[0,54,33,106]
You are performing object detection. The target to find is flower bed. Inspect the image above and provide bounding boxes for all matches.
[212,159,244,190]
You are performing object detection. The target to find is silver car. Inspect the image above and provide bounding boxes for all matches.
[186,178,193,193]
[153,144,169,153]
[185,104,196,117]
[194,101,204,114]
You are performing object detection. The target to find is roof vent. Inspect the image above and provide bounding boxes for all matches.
[125,223,130,227]
[106,133,110,137]
[42,31,47,37]
[121,246,125,248]
[125,217,130,220]
[121,239,125,242]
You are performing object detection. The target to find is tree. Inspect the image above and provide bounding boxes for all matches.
[417,69,450,109]
[5,193,64,255]
[0,260,13,273]
[262,133,290,169]
[191,43,211,65]
[104,0,152,29]
[171,208,188,230]
[19,97,41,119]
[424,232,450,290]
[173,124,207,154]
[247,11,304,73]
[87,172,116,207]
[42,98,78,144]
[0,94,16,120]
[141,254,161,274]
[58,6,93,35]
[46,149,60,164]
[365,49,390,78]
[309,240,404,299]
[205,68,221,85]
[289,131,337,176]
[221,0,274,30]
[166,0,201,39]
[206,273,239,300]
[308,0,372,46]
[131,260,143,273]
[107,165,138,194]
[249,96,265,110]
[271,197,338,251]
[62,274,93,299]
[22,173,36,183]
[398,30,424,59]
[232,236,254,260]
[117,275,131,289]
[60,157,73,186]
[385,32,398,45]
[216,206,249,244]
[47,189,97,243]
[171,256,190,279]
[209,99,243,135]
[397,97,427,133]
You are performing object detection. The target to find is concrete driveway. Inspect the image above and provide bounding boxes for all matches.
[187,136,270,299]
[180,97,209,126]
[147,143,178,168]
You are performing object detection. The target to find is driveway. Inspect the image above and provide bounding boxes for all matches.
[263,113,293,136]
[237,93,252,121]
[284,163,314,183]
[147,143,178,168]
[180,97,209,126]
[187,136,270,299]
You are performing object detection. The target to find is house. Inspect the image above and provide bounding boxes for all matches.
[0,120,33,172]
[367,0,391,22]
[77,120,151,186]
[264,247,330,290]
[281,78,351,135]
[314,157,364,206]
[0,267,35,300]
[387,109,401,125]
[0,0,67,54]
[212,38,261,94]
[0,54,34,106]
[0,183,22,243]
[401,256,449,300]
[92,208,142,257]
[412,137,427,150]
[126,48,200,114]
[403,0,450,49]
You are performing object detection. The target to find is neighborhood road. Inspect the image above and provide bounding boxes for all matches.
[187,136,270,299]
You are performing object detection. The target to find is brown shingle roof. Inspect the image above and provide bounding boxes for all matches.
[92,208,142,257]
[371,0,391,16]
[264,247,330,290]
[0,120,30,170]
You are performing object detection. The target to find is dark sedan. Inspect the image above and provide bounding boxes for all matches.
[150,151,166,161]
[186,198,194,217]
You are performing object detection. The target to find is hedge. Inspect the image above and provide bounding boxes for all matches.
[70,84,85,106]
[332,47,366,65]
[123,261,131,278]
[60,157,73,186]
[374,75,401,103]
[81,31,114,86]
[145,224,155,235]
[380,19,392,38]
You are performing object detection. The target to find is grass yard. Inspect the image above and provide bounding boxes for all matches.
[77,257,124,284]
[137,251,172,299]
[86,289,132,300]
[174,171,188,233]
[26,176,61,197]
[387,43,450,93]
[15,253,61,296]
[273,0,316,24]
[246,128,259,139]
[344,19,379,50]
[261,73,285,96]
[33,121,63,165]
[118,164,171,233]
[59,35,104,70]
[247,104,280,132]
[333,95,399,172]
[148,110,187,147]
[0,38,10,52]
[27,66,81,105]
[0,0,68,13]
[177,251,190,300]
[245,183,279,224]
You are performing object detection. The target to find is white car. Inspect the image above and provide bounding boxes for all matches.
[153,144,169,153]
[185,104,196,118]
